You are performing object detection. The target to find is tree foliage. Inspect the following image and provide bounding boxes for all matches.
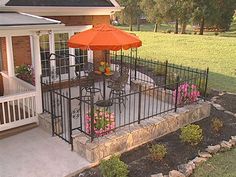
[115,0,236,34]
[116,0,142,31]
[140,0,170,32]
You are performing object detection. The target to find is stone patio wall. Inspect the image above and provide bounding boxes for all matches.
[72,101,211,162]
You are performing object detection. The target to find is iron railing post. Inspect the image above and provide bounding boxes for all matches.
[204,67,209,101]
[134,56,137,80]
[120,49,123,73]
[90,94,95,142]
[164,60,168,89]
[40,75,44,112]
[175,76,180,112]
[138,85,142,124]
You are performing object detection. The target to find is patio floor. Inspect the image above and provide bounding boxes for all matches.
[0,127,91,177]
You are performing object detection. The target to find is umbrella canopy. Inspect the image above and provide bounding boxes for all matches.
[68,24,142,51]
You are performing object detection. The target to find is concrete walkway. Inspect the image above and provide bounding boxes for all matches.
[0,128,91,177]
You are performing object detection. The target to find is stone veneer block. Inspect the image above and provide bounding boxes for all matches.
[73,102,211,162]
[38,113,62,134]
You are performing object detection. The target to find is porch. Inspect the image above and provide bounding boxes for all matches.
[0,72,37,131]
[0,12,94,132]
[0,127,90,177]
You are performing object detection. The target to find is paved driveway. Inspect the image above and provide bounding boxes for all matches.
[0,128,90,177]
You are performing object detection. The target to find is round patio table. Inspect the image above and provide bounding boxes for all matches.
[95,71,114,100]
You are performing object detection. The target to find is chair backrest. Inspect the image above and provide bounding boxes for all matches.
[119,66,129,75]
[84,62,94,73]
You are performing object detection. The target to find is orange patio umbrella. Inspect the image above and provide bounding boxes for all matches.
[68,24,142,51]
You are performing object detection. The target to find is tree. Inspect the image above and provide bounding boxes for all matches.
[140,0,167,32]
[163,0,183,34]
[214,0,236,31]
[117,0,141,31]
[193,0,217,35]
[178,0,194,34]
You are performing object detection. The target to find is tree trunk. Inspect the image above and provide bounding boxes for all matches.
[175,19,179,34]
[137,18,140,31]
[199,17,205,35]
[129,15,133,31]
[121,11,125,25]
[181,22,187,34]
[154,23,158,32]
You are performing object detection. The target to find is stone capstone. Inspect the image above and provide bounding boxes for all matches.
[212,104,225,111]
[191,157,207,167]
[198,151,212,158]
[169,170,186,177]
[206,145,221,154]
[177,163,194,177]
[220,140,232,150]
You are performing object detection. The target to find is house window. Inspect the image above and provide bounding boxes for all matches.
[54,33,69,74]
[74,32,88,72]
[40,34,50,77]
[75,49,88,72]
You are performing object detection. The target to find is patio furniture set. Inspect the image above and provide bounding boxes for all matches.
[40,24,209,148]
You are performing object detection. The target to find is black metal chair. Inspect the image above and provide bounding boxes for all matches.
[75,62,93,78]
[107,66,129,85]
[108,73,129,112]
[79,73,103,98]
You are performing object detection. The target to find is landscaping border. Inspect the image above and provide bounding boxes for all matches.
[150,91,236,177]
[72,101,210,163]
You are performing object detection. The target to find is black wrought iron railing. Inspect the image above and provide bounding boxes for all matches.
[40,53,209,146]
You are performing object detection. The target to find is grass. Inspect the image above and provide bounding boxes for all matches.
[118,22,236,92]
[192,148,236,177]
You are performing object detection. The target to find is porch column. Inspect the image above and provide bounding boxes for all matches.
[69,31,75,77]
[49,31,56,72]
[32,34,43,114]
[6,36,15,77]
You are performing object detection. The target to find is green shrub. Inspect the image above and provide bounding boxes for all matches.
[153,64,166,76]
[180,124,203,146]
[211,118,223,133]
[100,156,129,177]
[149,144,167,160]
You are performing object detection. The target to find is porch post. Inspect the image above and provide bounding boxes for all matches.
[49,31,56,76]
[6,36,15,77]
[32,33,43,114]
[69,31,75,77]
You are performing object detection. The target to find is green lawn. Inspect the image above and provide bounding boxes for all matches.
[119,24,236,92]
[192,148,236,177]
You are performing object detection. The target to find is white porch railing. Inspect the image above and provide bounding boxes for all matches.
[0,72,37,131]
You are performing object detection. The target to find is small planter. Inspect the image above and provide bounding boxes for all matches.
[173,83,200,107]
[85,109,115,137]
[15,64,35,85]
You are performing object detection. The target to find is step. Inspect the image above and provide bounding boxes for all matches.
[0,123,38,139]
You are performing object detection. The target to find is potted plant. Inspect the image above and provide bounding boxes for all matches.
[15,64,35,85]
[85,109,115,137]
[98,62,112,75]
[173,83,200,106]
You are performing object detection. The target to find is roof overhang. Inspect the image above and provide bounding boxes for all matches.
[0,24,95,37]
[0,12,66,36]
[0,6,123,16]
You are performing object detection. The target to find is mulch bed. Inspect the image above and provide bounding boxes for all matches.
[76,94,236,177]
[215,93,236,114]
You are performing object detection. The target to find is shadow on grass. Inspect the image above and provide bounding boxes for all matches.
[208,71,236,93]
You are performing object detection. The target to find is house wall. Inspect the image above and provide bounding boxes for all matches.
[10,15,110,73]
[12,36,32,67]
[47,15,111,66]
[0,37,8,72]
